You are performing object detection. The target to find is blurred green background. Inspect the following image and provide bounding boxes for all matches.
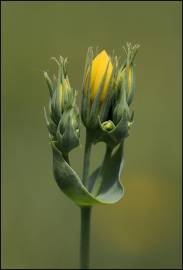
[1,1,182,269]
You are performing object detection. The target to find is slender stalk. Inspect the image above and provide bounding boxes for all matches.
[82,131,92,188]
[80,131,92,269]
[80,207,92,269]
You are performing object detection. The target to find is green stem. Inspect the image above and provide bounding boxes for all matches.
[80,131,93,269]
[80,207,92,269]
[82,131,92,188]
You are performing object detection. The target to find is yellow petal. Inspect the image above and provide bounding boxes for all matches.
[84,50,113,103]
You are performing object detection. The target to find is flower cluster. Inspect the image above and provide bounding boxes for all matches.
[44,43,139,206]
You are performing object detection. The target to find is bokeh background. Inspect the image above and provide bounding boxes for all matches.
[1,1,182,269]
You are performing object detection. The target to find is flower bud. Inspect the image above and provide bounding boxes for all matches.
[44,56,80,155]
[81,44,139,146]
[115,43,140,106]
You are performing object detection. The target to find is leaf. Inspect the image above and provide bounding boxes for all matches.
[51,142,124,207]
[89,143,124,202]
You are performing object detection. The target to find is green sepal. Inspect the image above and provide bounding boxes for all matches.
[87,110,130,147]
[44,71,54,97]
[56,109,80,154]
[98,115,129,146]
[52,142,124,206]
[127,64,136,106]
[44,107,57,137]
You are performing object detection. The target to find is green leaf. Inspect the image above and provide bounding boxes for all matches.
[89,143,124,200]
[52,142,124,207]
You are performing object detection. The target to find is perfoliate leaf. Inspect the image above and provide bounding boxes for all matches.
[52,142,124,206]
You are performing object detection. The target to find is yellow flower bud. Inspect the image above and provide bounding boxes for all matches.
[59,78,71,107]
[81,44,139,134]
[84,50,113,103]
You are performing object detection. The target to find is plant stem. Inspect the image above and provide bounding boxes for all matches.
[82,131,92,188]
[80,131,92,269]
[80,206,92,269]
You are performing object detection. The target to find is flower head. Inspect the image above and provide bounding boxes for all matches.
[44,56,80,154]
[81,43,139,146]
